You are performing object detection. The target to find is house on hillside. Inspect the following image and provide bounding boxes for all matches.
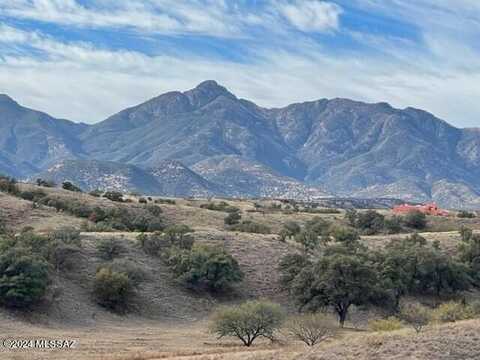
[392,203,449,216]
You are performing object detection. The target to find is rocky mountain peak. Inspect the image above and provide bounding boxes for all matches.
[184,80,236,108]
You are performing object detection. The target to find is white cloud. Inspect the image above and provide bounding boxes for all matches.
[0,0,255,37]
[278,0,342,32]
[1,24,479,129]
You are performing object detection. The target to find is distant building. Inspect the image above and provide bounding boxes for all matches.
[392,203,449,216]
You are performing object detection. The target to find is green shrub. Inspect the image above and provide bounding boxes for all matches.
[138,197,147,204]
[52,243,81,271]
[224,212,241,225]
[49,227,81,247]
[0,175,20,195]
[294,230,320,252]
[145,204,163,216]
[404,211,427,230]
[154,198,176,205]
[94,267,134,312]
[137,232,166,256]
[200,201,239,213]
[96,238,125,260]
[109,259,146,283]
[0,247,49,308]
[62,181,82,192]
[458,210,476,218]
[432,301,473,323]
[384,216,403,234]
[167,244,243,291]
[210,300,285,347]
[36,178,55,187]
[229,220,271,234]
[164,225,194,249]
[19,190,47,202]
[369,317,404,332]
[89,189,102,197]
[330,226,360,245]
[355,210,385,234]
[103,191,124,202]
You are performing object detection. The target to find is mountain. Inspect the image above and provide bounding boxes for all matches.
[2,81,480,208]
[36,159,224,197]
[0,94,87,177]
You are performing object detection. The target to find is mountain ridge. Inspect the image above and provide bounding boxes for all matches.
[2,80,480,208]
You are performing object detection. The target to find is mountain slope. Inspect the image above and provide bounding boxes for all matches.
[2,82,480,207]
[0,94,87,177]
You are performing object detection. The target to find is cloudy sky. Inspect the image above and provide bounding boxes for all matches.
[0,0,478,127]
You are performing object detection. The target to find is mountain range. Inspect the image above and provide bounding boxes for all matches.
[1,80,480,208]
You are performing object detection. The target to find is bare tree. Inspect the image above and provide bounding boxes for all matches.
[286,313,337,346]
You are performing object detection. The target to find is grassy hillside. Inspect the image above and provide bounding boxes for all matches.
[1,181,480,359]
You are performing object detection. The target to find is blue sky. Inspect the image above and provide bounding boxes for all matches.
[0,1,479,127]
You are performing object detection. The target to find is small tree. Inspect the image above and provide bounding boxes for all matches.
[404,211,427,230]
[224,212,241,225]
[96,238,125,260]
[210,300,285,346]
[356,210,385,234]
[94,267,134,312]
[62,181,82,192]
[400,302,431,333]
[164,225,194,249]
[294,230,320,252]
[286,313,337,346]
[103,191,124,202]
[167,244,243,291]
[0,248,49,308]
[49,226,81,247]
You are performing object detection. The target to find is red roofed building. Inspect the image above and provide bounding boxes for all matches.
[392,203,449,216]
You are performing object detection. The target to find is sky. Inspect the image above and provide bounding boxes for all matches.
[0,1,479,127]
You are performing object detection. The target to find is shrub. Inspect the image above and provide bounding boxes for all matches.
[164,225,195,249]
[49,227,81,247]
[281,221,301,240]
[210,300,285,346]
[369,317,403,332]
[130,213,164,232]
[229,220,271,234]
[167,244,243,291]
[294,230,320,252]
[109,259,146,283]
[458,210,476,218]
[330,226,360,245]
[138,197,147,204]
[384,216,403,234]
[36,178,55,187]
[96,238,125,260]
[224,212,241,225]
[103,191,124,202]
[145,204,162,217]
[89,189,102,197]
[0,248,49,308]
[94,267,134,312]
[399,303,431,333]
[62,181,82,192]
[154,198,176,205]
[356,210,385,235]
[52,243,81,271]
[137,232,166,256]
[286,313,337,346]
[432,301,473,323]
[19,189,47,202]
[404,211,427,230]
[200,201,239,213]
[0,175,20,195]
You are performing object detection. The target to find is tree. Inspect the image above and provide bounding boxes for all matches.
[286,313,337,346]
[291,247,383,327]
[167,244,243,291]
[94,267,134,312]
[404,211,427,229]
[103,191,124,202]
[210,300,285,346]
[282,221,301,240]
[356,210,385,234]
[62,181,82,192]
[400,302,431,333]
[224,212,241,225]
[96,238,125,260]
[294,230,320,252]
[164,225,194,249]
[329,226,360,245]
[344,209,357,227]
[278,253,311,288]
[0,248,49,308]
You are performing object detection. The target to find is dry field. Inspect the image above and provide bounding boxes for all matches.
[1,185,480,359]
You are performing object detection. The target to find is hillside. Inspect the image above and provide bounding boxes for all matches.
[1,184,480,359]
[2,82,480,207]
